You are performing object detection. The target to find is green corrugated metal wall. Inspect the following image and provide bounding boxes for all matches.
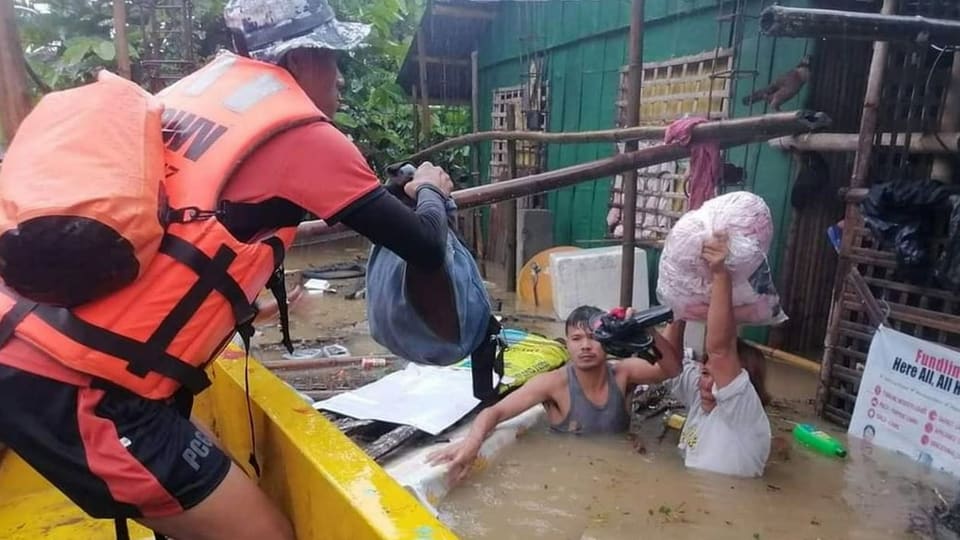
[474,0,813,336]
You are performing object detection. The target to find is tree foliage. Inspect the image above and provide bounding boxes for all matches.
[328,0,471,180]
[13,0,472,178]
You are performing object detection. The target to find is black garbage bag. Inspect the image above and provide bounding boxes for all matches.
[936,196,960,293]
[861,179,952,284]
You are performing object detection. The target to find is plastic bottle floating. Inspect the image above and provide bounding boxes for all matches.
[792,423,847,458]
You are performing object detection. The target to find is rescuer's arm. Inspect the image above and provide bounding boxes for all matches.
[272,124,452,270]
[336,183,449,270]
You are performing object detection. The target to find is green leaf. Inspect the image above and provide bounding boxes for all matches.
[94,40,115,61]
[61,40,92,66]
[334,112,359,129]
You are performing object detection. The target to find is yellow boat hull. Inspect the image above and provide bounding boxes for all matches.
[0,341,456,539]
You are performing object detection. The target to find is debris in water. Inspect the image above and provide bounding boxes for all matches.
[590,511,609,524]
[346,284,366,300]
[767,484,782,492]
[654,503,689,524]
[811,518,821,526]
[363,424,422,462]
[361,357,387,369]
[283,348,324,360]
[305,278,336,293]
[281,343,350,360]
[322,344,350,357]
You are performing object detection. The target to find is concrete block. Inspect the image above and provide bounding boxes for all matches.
[517,209,553,272]
[549,246,650,321]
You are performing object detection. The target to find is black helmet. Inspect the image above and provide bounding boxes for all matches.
[223,0,370,63]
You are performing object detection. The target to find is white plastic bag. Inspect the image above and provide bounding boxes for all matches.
[656,191,788,326]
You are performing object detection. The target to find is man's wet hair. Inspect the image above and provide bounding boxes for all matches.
[565,305,603,335]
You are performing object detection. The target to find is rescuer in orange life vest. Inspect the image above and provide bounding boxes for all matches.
[0,1,455,538]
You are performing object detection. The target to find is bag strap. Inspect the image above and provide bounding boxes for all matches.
[470,316,505,403]
[262,237,294,354]
[0,299,37,348]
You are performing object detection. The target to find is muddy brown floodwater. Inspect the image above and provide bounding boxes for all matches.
[439,361,958,540]
[264,240,959,540]
[253,236,386,361]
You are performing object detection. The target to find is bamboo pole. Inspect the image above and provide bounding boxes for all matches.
[744,340,820,375]
[294,111,831,243]
[0,0,31,142]
[818,0,896,419]
[760,5,960,44]
[408,125,692,162]
[505,103,518,292]
[453,111,829,208]
[262,355,399,371]
[769,132,960,153]
[113,0,132,79]
[471,50,486,275]
[620,0,644,308]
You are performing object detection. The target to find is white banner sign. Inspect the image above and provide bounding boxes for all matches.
[848,325,960,478]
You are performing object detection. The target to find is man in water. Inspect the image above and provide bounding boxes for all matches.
[660,232,772,478]
[427,305,682,484]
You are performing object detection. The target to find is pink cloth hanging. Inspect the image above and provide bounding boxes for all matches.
[664,116,721,210]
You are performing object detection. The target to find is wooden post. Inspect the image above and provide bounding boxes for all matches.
[113,0,132,79]
[0,0,31,142]
[932,51,960,183]
[505,104,518,292]
[416,30,432,139]
[471,49,486,275]
[471,51,480,140]
[818,0,896,418]
[620,0,644,308]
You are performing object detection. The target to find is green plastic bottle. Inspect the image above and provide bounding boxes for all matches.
[793,423,847,458]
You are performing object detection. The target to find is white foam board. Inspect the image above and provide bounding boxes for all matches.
[549,246,650,320]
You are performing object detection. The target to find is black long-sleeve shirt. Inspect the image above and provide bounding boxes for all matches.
[333,184,448,270]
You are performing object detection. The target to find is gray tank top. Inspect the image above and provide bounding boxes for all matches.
[550,363,630,435]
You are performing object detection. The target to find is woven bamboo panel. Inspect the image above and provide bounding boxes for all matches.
[488,82,548,267]
[607,48,732,247]
[607,141,689,246]
[490,85,544,183]
[616,48,734,127]
[820,219,960,427]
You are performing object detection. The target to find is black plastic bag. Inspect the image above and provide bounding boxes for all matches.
[861,179,951,284]
[936,196,960,293]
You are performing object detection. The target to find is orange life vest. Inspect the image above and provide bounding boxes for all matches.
[0,52,325,399]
